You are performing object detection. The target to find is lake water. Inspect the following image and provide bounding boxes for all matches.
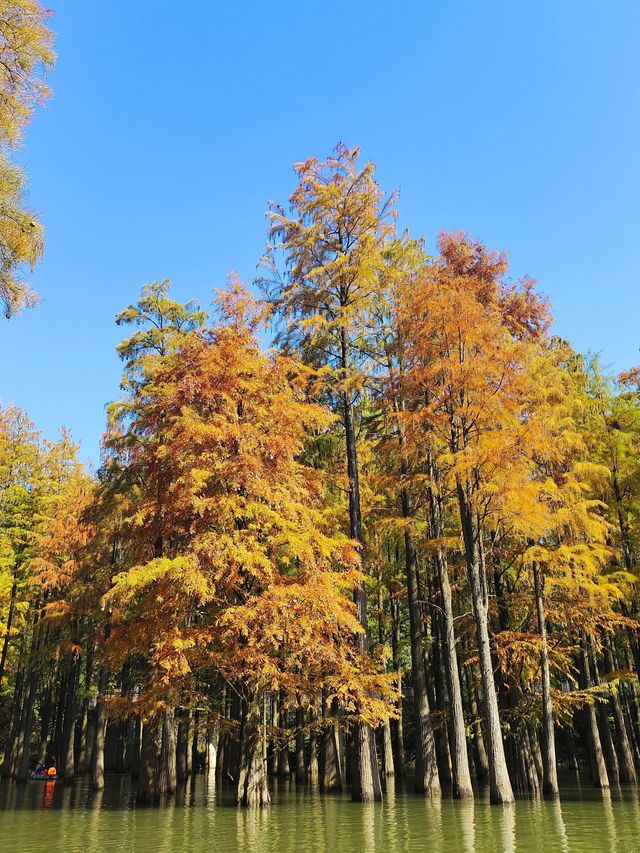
[1,775,639,852]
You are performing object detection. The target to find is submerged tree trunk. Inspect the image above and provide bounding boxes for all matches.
[376,575,395,779]
[158,708,177,796]
[589,645,619,785]
[603,638,637,784]
[428,456,473,800]
[579,634,609,789]
[389,590,406,777]
[15,616,43,783]
[137,716,161,804]
[295,706,307,784]
[533,562,559,798]
[176,710,191,783]
[61,653,81,780]
[91,665,109,790]
[37,672,56,765]
[1,666,25,778]
[191,710,199,775]
[464,665,489,782]
[400,486,440,796]
[428,620,452,787]
[563,727,581,784]
[380,718,395,777]
[235,690,270,807]
[206,717,219,777]
[76,642,94,775]
[433,550,473,798]
[308,709,319,780]
[319,695,342,792]
[216,689,228,783]
[456,485,514,805]
[267,692,279,777]
[15,666,39,783]
[277,692,290,778]
[610,685,637,783]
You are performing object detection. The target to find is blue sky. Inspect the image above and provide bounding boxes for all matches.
[1,0,639,465]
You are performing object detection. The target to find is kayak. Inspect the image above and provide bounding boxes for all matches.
[29,772,58,781]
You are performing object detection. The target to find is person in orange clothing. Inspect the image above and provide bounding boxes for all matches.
[46,766,57,777]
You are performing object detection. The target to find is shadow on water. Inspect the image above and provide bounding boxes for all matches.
[1,773,640,852]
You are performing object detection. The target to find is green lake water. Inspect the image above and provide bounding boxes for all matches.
[1,775,639,852]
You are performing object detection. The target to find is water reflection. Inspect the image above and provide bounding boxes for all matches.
[0,776,639,853]
[42,779,56,809]
[455,800,475,853]
[496,804,516,853]
[601,788,619,853]
[548,798,569,853]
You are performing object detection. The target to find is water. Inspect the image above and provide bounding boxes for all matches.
[1,775,640,852]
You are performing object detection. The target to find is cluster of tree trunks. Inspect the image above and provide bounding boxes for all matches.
[5,615,640,811]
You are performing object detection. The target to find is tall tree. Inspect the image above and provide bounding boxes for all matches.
[263,144,396,802]
[104,282,393,805]
[397,232,552,803]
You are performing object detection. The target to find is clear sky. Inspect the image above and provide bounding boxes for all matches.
[1,0,639,465]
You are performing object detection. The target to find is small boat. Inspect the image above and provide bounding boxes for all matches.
[29,772,59,781]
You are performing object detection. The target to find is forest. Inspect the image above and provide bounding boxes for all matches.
[2,0,640,815]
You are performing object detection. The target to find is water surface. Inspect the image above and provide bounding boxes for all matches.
[1,775,639,852]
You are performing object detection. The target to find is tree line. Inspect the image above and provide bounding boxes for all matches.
[1,144,640,807]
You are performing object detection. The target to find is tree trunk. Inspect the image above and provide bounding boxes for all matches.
[589,646,619,784]
[15,618,43,783]
[61,654,81,780]
[401,488,440,796]
[380,719,394,778]
[51,669,67,769]
[429,641,452,787]
[308,707,319,779]
[226,691,242,784]
[37,674,55,765]
[464,665,489,781]
[267,692,279,776]
[1,665,24,777]
[15,666,39,783]
[610,685,637,784]
[206,717,219,776]
[235,690,270,807]
[137,716,161,803]
[426,450,472,797]
[158,708,177,795]
[76,642,94,775]
[389,590,406,777]
[0,573,18,688]
[277,691,290,778]
[295,706,307,783]
[340,329,382,803]
[433,545,473,798]
[319,695,342,792]
[533,562,559,798]
[91,665,108,790]
[176,710,191,782]
[621,685,640,771]
[191,710,199,775]
[216,688,228,783]
[579,634,609,788]
[456,484,514,804]
[376,574,395,779]
[603,638,637,784]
